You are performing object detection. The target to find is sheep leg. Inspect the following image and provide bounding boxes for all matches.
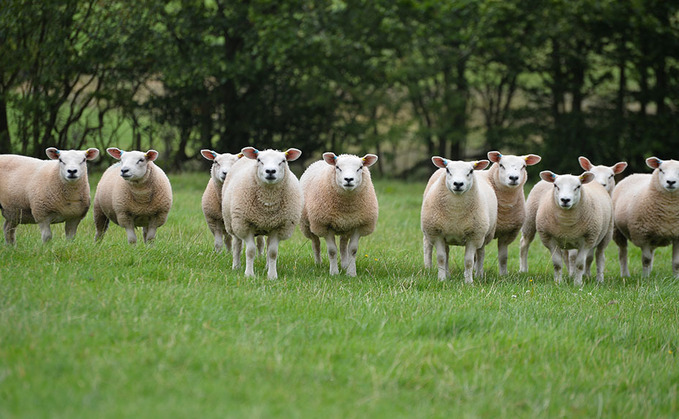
[340,235,350,270]
[37,220,53,243]
[345,232,360,277]
[212,227,225,252]
[519,231,534,273]
[549,243,563,284]
[613,229,629,277]
[585,249,595,278]
[565,250,574,275]
[641,245,655,277]
[64,219,80,240]
[256,236,266,257]
[3,220,17,245]
[474,246,485,278]
[124,226,138,244]
[463,244,476,284]
[497,239,509,276]
[224,234,232,254]
[673,241,679,277]
[266,234,279,280]
[93,207,109,242]
[243,233,257,277]
[571,248,588,286]
[434,238,448,281]
[423,236,433,269]
[594,243,606,283]
[142,224,159,244]
[325,234,339,275]
[232,237,242,269]
[310,234,322,264]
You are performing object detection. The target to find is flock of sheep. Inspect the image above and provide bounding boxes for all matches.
[1,146,678,285]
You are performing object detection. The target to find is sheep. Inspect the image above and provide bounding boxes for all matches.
[612,157,679,277]
[532,170,613,285]
[93,148,173,244]
[299,152,379,276]
[476,151,541,275]
[200,149,242,252]
[520,156,627,273]
[222,147,303,279]
[421,157,497,283]
[0,147,99,244]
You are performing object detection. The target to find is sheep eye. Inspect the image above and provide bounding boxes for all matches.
[138,158,144,164]
[658,168,664,174]
[257,158,261,163]
[499,164,505,169]
[575,185,581,190]
[468,169,474,175]
[356,167,361,173]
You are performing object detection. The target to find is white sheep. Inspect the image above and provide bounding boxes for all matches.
[578,156,628,194]
[477,151,541,275]
[520,156,626,273]
[222,147,303,279]
[0,147,99,244]
[299,152,379,276]
[533,171,613,285]
[200,149,242,252]
[93,148,173,244]
[612,157,679,277]
[421,157,497,283]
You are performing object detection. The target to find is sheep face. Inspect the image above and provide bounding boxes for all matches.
[323,153,378,191]
[541,171,594,210]
[201,150,241,183]
[46,147,99,183]
[432,157,490,195]
[647,157,679,192]
[241,147,302,185]
[578,156,627,193]
[488,151,541,188]
[107,148,158,181]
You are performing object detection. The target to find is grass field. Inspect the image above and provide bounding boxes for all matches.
[1,173,678,418]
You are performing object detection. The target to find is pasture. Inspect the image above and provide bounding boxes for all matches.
[1,173,678,418]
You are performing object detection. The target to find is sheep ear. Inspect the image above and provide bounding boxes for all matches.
[540,171,557,183]
[646,157,662,170]
[241,147,259,160]
[431,156,447,169]
[107,148,123,160]
[45,147,60,160]
[85,148,99,161]
[524,154,541,166]
[612,161,627,175]
[284,148,302,162]
[323,152,337,166]
[362,154,378,167]
[145,150,159,162]
[487,151,502,163]
[201,149,218,161]
[578,156,593,170]
[580,171,595,184]
[473,160,490,171]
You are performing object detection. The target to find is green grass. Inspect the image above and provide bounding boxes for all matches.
[1,174,678,418]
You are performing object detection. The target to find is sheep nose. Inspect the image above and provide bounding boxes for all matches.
[667,180,676,187]
[265,169,276,175]
[121,168,129,175]
[67,169,78,175]
[509,175,519,182]
[344,177,354,183]
[560,198,571,205]
[453,182,464,189]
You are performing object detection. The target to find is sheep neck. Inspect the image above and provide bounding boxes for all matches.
[255,176,285,208]
[127,164,155,204]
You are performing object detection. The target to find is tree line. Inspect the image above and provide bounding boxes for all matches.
[1,0,677,175]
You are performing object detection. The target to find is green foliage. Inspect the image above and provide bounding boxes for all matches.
[1,175,679,417]
[1,0,678,174]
